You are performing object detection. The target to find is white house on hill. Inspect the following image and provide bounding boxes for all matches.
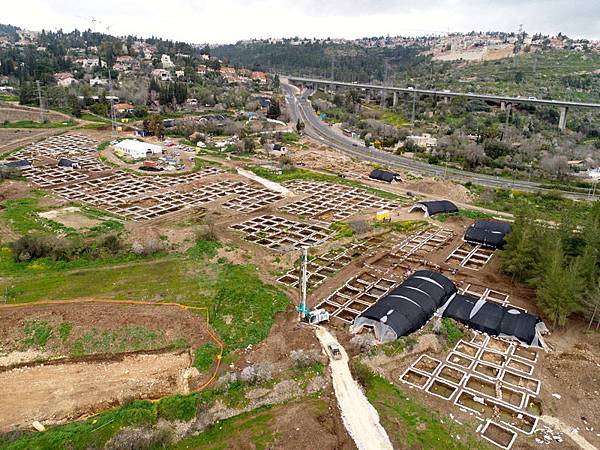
[115,139,163,159]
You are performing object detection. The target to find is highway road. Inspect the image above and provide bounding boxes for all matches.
[287,76,600,110]
[281,80,597,201]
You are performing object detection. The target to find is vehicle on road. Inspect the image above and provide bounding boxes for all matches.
[327,343,342,360]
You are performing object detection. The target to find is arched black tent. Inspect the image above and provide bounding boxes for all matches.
[439,295,545,346]
[464,220,512,249]
[351,271,456,342]
[369,169,402,183]
[352,269,546,347]
[409,200,459,217]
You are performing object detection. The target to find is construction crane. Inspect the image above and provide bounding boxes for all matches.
[296,247,329,325]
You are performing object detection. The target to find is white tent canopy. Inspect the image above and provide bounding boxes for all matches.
[115,139,163,159]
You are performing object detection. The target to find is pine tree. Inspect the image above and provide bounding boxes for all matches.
[536,240,583,327]
[267,100,281,119]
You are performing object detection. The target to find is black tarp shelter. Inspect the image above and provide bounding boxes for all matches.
[464,220,512,249]
[351,270,456,342]
[439,294,545,346]
[409,200,459,217]
[369,169,402,183]
[352,269,546,347]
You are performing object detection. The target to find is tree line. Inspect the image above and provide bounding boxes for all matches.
[502,201,600,329]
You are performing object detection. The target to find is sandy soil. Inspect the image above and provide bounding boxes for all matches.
[0,350,194,431]
[38,206,102,230]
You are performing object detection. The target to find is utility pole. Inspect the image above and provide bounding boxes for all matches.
[411,90,417,128]
[35,80,45,123]
[297,246,309,321]
[330,53,335,81]
[108,66,116,135]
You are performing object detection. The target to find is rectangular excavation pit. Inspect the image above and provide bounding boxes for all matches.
[454,340,482,358]
[480,421,518,450]
[412,355,442,375]
[426,379,459,400]
[375,279,396,289]
[495,404,538,435]
[347,301,370,313]
[335,309,358,323]
[512,346,539,363]
[485,338,513,354]
[455,390,495,416]
[328,293,350,306]
[464,375,526,409]
[319,302,341,315]
[400,368,431,389]
[437,364,467,386]
[501,370,541,396]
[481,349,508,366]
[524,395,542,416]
[446,352,475,369]
[471,333,489,347]
[505,358,535,376]
[357,273,378,284]
[337,286,360,298]
[365,286,387,298]
[473,361,502,380]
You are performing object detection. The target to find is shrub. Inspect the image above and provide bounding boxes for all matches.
[157,395,198,422]
[193,343,219,373]
[348,220,370,236]
[99,234,123,254]
[10,234,79,262]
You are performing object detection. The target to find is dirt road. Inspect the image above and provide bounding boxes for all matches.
[315,327,393,450]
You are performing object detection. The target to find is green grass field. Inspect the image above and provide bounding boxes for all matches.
[0,119,77,129]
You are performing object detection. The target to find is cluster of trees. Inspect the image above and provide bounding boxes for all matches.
[149,79,188,105]
[18,81,82,116]
[502,202,600,328]
[212,41,425,83]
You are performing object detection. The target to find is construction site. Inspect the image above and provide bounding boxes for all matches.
[0,123,599,450]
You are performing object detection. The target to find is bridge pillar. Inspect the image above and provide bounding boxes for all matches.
[500,101,506,111]
[380,89,386,107]
[443,96,449,105]
[559,106,568,131]
[392,92,398,107]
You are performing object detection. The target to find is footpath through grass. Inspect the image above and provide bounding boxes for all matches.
[250,166,406,202]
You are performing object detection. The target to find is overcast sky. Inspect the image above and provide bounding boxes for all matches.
[3,0,599,44]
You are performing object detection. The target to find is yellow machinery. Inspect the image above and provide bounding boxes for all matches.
[376,210,392,222]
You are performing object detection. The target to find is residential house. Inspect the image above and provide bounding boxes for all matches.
[161,54,175,69]
[54,72,77,87]
[113,103,136,117]
[406,133,438,149]
[90,77,108,87]
[251,71,267,84]
[151,68,172,82]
